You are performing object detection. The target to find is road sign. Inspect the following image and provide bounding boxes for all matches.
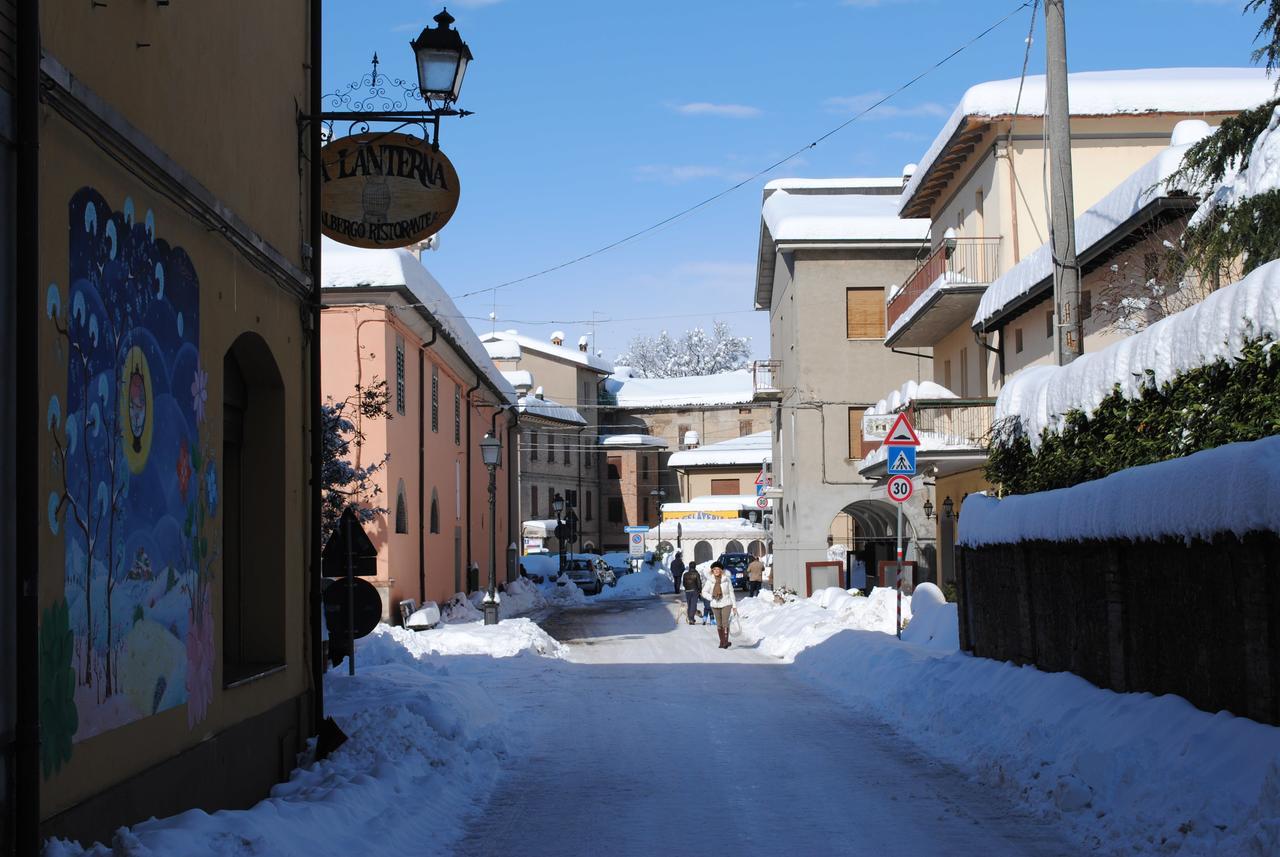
[755,469,766,486]
[755,496,770,509]
[886,446,916,476]
[887,475,914,503]
[882,412,921,446]
[756,482,766,496]
[629,532,645,557]
[623,525,650,534]
[321,507,379,577]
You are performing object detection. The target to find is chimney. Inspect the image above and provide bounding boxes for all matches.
[550,330,565,346]
[901,163,917,189]
[578,335,589,353]
[534,385,545,400]
[683,430,700,449]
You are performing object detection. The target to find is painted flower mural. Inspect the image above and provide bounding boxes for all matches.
[45,189,214,745]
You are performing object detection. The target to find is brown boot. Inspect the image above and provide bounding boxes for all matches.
[717,625,728,648]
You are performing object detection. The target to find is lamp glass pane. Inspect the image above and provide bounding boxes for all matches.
[450,55,469,100]
[417,50,460,96]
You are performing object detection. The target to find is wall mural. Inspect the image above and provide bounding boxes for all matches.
[43,188,216,770]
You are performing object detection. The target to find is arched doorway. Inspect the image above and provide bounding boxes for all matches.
[693,540,713,564]
[747,539,765,557]
[726,539,744,554]
[827,499,922,592]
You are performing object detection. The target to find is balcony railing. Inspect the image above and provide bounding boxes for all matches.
[752,360,782,399]
[908,398,995,450]
[887,237,1002,331]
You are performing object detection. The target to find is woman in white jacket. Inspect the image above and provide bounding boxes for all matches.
[701,562,738,649]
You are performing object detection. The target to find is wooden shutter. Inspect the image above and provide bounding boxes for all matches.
[848,407,865,460]
[846,288,884,339]
[710,478,740,495]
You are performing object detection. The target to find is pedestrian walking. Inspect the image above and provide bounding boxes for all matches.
[746,555,764,598]
[670,550,686,594]
[680,562,702,625]
[696,563,715,625]
[701,562,738,649]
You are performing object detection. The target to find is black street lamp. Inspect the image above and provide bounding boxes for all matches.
[552,493,566,573]
[411,9,473,105]
[480,432,502,625]
[923,497,935,520]
[942,496,955,520]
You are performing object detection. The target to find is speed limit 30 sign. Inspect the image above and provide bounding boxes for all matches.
[887,474,913,503]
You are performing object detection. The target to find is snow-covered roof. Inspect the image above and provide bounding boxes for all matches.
[480,330,613,374]
[668,431,772,469]
[648,517,767,536]
[958,435,1280,547]
[604,368,755,409]
[764,177,902,192]
[515,393,585,426]
[599,433,668,449]
[485,340,522,360]
[501,370,533,389]
[974,121,1213,329]
[902,67,1275,216]
[995,258,1280,448]
[869,379,959,416]
[762,189,929,243]
[661,494,763,513]
[321,238,516,402]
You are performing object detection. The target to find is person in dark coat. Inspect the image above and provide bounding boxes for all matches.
[681,562,703,624]
[670,551,686,594]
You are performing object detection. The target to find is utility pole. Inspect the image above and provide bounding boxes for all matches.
[1045,0,1083,365]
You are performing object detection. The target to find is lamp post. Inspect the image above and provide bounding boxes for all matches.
[552,492,566,573]
[480,433,502,625]
[943,496,955,520]
[923,497,934,520]
[650,487,667,562]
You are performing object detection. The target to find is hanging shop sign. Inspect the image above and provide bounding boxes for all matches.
[320,132,461,249]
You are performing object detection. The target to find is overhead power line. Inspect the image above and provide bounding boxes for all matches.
[452,1,1033,301]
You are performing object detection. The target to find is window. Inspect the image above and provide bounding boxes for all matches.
[582,380,589,403]
[531,485,539,520]
[678,423,692,448]
[222,333,285,686]
[848,407,865,460]
[607,456,621,480]
[607,497,624,523]
[565,489,578,508]
[956,207,966,231]
[453,384,461,445]
[1015,328,1024,354]
[1046,310,1054,339]
[585,448,593,470]
[943,359,952,391]
[641,455,650,480]
[528,430,538,461]
[959,347,970,397]
[548,434,556,463]
[585,491,593,521]
[395,335,406,416]
[846,288,884,339]
[430,489,440,534]
[975,189,985,236]
[738,407,751,415]
[711,478,740,495]
[431,365,439,433]
[739,419,753,436]
[548,488,556,518]
[1081,290,1093,320]
[563,440,571,467]
[395,479,408,533]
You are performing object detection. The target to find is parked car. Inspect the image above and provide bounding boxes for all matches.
[564,558,607,595]
[715,552,753,590]
[519,553,559,584]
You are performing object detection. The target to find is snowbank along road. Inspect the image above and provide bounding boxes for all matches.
[452,595,1073,857]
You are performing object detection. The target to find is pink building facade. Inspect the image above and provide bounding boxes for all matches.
[321,239,518,617]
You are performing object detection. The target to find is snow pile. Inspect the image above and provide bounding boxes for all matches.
[1191,105,1280,229]
[480,329,613,373]
[868,378,957,416]
[904,67,1274,213]
[974,121,1214,328]
[899,583,958,651]
[994,258,1280,446]
[594,566,673,601]
[736,587,928,660]
[783,628,1280,857]
[959,436,1280,547]
[667,430,771,468]
[441,591,484,623]
[361,620,566,660]
[604,368,755,408]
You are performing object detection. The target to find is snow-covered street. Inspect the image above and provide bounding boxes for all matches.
[451,596,1071,857]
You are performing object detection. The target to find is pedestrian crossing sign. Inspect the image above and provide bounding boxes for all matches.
[887,446,916,476]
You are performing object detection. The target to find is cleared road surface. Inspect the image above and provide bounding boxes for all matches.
[452,596,1073,857]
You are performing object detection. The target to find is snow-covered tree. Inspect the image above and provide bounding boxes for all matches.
[616,321,751,378]
[322,379,390,540]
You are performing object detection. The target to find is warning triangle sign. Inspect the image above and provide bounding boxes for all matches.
[882,412,920,446]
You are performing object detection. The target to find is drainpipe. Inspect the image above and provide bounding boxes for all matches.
[464,378,481,585]
[307,0,324,738]
[975,329,1004,381]
[416,327,437,604]
[16,0,41,849]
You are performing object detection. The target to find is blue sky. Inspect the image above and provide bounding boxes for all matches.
[323,0,1267,362]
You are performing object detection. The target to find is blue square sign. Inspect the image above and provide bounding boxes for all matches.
[886,446,916,476]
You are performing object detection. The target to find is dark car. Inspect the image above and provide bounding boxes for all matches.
[715,553,753,590]
[564,558,606,595]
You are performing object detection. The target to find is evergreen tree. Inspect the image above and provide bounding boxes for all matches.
[616,321,752,378]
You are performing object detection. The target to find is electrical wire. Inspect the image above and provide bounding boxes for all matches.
[451,1,1034,302]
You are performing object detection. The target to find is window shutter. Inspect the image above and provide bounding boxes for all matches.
[846,288,885,339]
[848,407,865,460]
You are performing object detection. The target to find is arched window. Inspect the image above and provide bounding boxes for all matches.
[223,332,285,685]
[726,539,744,554]
[429,488,440,534]
[694,541,713,563]
[747,540,765,557]
[395,479,408,534]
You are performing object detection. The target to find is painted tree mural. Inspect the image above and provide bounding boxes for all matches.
[45,188,216,751]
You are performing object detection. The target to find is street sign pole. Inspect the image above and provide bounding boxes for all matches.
[345,512,356,676]
[896,501,903,641]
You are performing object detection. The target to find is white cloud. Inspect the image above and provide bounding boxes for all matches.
[824,92,950,119]
[673,102,762,119]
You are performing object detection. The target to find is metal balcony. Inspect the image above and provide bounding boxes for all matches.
[751,360,782,400]
[885,236,1001,347]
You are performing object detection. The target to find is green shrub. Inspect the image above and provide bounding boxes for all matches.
[986,334,1280,495]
